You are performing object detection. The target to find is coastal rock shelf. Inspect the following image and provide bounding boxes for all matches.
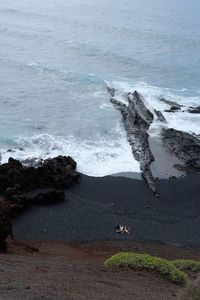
[160,97,200,114]
[162,128,200,171]
[107,86,200,195]
[107,87,158,195]
[0,155,80,251]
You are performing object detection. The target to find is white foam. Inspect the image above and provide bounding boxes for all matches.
[99,103,113,110]
[110,79,200,136]
[0,132,141,177]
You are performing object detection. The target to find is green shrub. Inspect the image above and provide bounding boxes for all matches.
[104,252,187,285]
[172,259,200,272]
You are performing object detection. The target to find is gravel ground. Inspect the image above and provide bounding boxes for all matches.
[1,240,199,300]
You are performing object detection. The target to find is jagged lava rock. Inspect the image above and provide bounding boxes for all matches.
[162,128,200,171]
[0,155,80,250]
[110,90,158,195]
[0,155,80,193]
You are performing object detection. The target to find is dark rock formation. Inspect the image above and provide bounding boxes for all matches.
[32,190,65,205]
[162,128,200,172]
[0,197,13,252]
[106,85,115,98]
[0,156,79,194]
[161,97,200,114]
[165,106,181,113]
[160,98,182,109]
[109,90,158,195]
[154,110,167,123]
[0,155,80,251]
[188,106,200,114]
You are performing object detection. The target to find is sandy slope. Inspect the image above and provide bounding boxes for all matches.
[1,240,200,300]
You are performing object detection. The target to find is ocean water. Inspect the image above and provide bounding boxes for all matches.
[0,0,200,176]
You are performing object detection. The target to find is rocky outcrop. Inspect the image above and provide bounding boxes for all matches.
[162,128,200,171]
[161,97,200,114]
[106,85,115,98]
[165,106,181,113]
[0,156,79,194]
[0,155,80,251]
[154,110,167,123]
[160,98,182,109]
[188,106,200,114]
[109,89,158,195]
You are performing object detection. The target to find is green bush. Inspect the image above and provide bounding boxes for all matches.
[172,259,200,272]
[104,252,187,285]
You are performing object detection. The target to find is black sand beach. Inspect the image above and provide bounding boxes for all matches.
[13,173,200,246]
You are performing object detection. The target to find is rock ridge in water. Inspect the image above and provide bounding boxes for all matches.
[161,97,200,114]
[107,86,200,194]
[108,87,158,195]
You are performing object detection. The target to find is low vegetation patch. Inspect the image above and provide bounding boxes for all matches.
[104,252,200,285]
[172,259,200,272]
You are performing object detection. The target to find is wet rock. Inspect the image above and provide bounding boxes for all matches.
[161,97,200,114]
[0,155,80,251]
[162,128,200,172]
[165,105,181,113]
[32,190,65,205]
[160,97,183,113]
[106,85,115,98]
[188,106,200,114]
[110,90,158,195]
[21,158,44,168]
[7,149,15,153]
[0,155,80,194]
[129,91,154,125]
[160,98,182,109]
[154,110,167,122]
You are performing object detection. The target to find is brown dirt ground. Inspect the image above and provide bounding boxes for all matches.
[0,240,199,300]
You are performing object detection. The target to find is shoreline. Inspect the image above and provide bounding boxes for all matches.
[13,172,200,247]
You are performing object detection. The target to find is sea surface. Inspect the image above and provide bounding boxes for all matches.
[0,0,200,176]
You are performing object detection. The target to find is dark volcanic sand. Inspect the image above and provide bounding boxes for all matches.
[13,173,200,246]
